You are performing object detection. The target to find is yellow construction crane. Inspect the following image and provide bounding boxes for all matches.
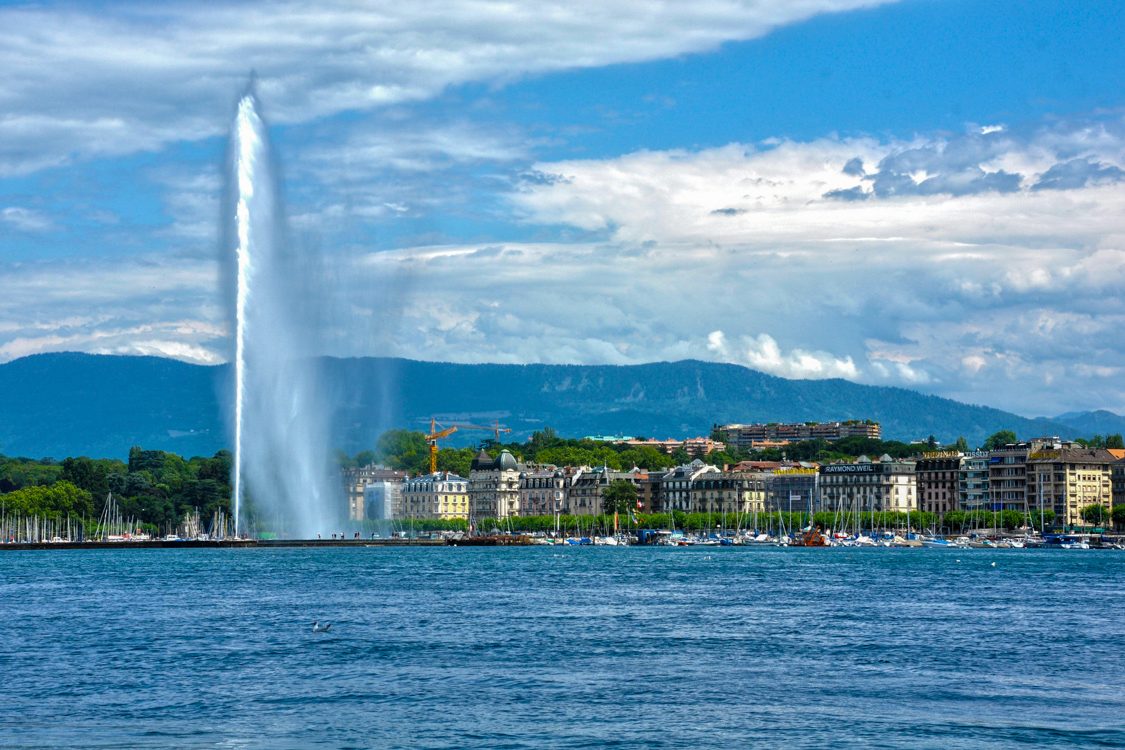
[423,418,512,474]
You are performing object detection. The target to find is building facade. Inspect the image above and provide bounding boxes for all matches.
[469,449,522,520]
[764,469,819,513]
[1110,449,1125,509]
[691,470,767,516]
[958,451,990,511]
[715,420,880,450]
[401,472,470,520]
[565,467,643,516]
[342,465,407,520]
[987,438,1071,512]
[818,455,917,514]
[661,460,720,512]
[1027,447,1115,528]
[363,479,404,521]
[915,453,962,515]
[518,465,571,517]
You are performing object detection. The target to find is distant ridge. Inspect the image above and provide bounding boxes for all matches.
[0,352,1098,460]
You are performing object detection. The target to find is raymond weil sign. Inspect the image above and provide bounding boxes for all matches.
[821,463,877,474]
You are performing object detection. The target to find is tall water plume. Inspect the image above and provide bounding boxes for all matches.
[228,92,335,538]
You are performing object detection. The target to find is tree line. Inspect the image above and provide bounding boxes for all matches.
[340,426,1125,477]
[0,449,231,533]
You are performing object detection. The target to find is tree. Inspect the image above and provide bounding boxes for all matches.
[60,457,112,500]
[528,427,561,453]
[601,480,638,516]
[0,481,93,520]
[436,447,474,477]
[982,430,1017,451]
[952,436,969,452]
[1081,504,1109,526]
[1106,434,1124,449]
[1113,505,1125,530]
[375,430,429,473]
[616,446,674,471]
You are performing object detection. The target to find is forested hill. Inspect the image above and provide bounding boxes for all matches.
[0,352,1100,460]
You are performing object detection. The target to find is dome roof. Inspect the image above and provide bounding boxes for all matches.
[499,450,518,470]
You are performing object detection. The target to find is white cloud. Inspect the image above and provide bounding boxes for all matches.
[0,206,52,232]
[708,329,859,379]
[0,0,895,174]
[4,112,1125,416]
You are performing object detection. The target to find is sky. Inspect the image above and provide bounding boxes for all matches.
[1,0,1124,418]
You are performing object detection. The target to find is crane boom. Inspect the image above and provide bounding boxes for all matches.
[422,418,512,474]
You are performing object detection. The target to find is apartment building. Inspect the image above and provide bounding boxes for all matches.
[1027,447,1115,528]
[715,420,880,450]
[988,438,1068,512]
[958,451,990,511]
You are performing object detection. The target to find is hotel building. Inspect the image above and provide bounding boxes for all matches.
[818,455,917,513]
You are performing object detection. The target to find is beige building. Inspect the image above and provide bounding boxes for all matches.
[401,472,470,520]
[1110,449,1125,508]
[1027,447,1115,528]
[661,460,720,512]
[818,455,917,514]
[692,470,767,515]
[519,465,573,516]
[565,467,645,516]
[469,449,522,520]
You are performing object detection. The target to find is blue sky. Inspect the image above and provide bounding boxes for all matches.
[1,0,1123,417]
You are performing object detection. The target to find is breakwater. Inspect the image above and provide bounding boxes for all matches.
[0,537,444,552]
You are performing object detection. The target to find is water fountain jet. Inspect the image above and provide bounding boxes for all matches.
[228,91,335,538]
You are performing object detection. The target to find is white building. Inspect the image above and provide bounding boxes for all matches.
[469,449,522,520]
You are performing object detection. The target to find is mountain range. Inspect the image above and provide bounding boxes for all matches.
[0,352,1121,460]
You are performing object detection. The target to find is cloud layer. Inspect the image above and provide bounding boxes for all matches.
[2,1,1123,419]
[0,0,891,175]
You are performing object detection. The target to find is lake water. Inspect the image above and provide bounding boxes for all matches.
[1,546,1122,748]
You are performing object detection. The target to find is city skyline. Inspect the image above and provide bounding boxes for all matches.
[1,0,1124,418]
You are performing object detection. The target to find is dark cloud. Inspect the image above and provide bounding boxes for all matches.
[865,132,1024,197]
[842,157,865,176]
[710,207,746,216]
[1032,157,1125,191]
[519,170,571,187]
[822,186,869,201]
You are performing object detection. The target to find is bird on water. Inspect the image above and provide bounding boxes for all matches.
[312,621,332,633]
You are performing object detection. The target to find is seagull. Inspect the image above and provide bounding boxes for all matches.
[312,621,332,633]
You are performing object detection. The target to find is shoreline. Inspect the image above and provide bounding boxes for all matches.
[0,538,445,551]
